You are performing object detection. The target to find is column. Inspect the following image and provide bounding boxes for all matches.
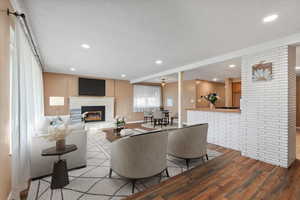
[178,71,183,128]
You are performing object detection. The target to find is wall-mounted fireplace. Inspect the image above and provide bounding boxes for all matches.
[81,106,105,123]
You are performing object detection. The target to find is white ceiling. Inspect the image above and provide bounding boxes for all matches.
[147,58,241,83]
[21,0,300,80]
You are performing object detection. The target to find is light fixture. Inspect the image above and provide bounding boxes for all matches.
[155,60,163,65]
[161,78,166,87]
[195,80,201,85]
[229,64,236,68]
[70,67,76,71]
[295,66,300,70]
[212,78,218,82]
[81,43,90,49]
[121,74,126,78]
[263,14,278,23]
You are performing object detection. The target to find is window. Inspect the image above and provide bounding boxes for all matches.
[49,96,65,106]
[133,85,161,112]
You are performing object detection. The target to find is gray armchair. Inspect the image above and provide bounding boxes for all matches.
[109,130,169,193]
[167,123,208,169]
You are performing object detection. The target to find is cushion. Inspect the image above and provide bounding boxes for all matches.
[36,118,51,135]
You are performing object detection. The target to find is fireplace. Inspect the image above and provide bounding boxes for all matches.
[81,106,105,123]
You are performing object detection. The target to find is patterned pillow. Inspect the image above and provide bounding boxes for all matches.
[50,116,64,126]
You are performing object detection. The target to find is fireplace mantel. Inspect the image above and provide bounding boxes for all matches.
[69,96,115,122]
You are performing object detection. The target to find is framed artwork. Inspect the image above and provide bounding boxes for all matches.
[252,62,272,81]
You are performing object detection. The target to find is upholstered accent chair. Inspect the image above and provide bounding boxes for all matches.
[109,130,169,193]
[167,123,208,169]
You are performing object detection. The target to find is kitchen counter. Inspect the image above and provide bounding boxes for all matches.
[187,108,241,151]
[186,107,241,113]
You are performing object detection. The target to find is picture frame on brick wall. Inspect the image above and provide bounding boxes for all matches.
[252,62,273,81]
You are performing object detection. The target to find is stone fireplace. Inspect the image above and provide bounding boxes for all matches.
[82,106,105,123]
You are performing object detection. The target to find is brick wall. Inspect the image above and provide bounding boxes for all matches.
[241,46,296,167]
[187,111,241,151]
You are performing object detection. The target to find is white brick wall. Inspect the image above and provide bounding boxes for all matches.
[187,111,241,151]
[241,46,296,167]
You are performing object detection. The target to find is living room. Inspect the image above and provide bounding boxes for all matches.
[1,1,300,200]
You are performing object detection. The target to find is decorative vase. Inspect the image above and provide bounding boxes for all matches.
[209,103,215,110]
[56,139,66,151]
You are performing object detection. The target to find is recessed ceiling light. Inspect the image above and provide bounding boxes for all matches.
[81,43,90,49]
[70,67,76,71]
[155,60,163,65]
[229,64,236,68]
[295,66,300,70]
[263,14,278,23]
[212,78,218,82]
[121,74,126,78]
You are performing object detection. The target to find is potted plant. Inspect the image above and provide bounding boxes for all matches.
[115,116,126,132]
[202,93,220,109]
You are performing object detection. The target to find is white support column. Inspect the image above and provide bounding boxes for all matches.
[178,71,183,128]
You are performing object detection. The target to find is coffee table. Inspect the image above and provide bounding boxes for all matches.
[103,125,154,142]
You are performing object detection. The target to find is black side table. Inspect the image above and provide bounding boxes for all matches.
[41,144,77,200]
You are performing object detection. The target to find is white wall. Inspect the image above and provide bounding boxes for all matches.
[241,46,296,168]
[187,111,241,151]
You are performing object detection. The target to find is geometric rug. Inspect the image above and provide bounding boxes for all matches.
[27,130,223,200]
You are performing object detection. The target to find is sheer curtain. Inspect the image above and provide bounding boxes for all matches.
[10,22,44,199]
[133,85,161,112]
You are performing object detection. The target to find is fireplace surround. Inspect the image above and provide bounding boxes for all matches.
[69,97,114,122]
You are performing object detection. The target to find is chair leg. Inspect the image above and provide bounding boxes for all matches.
[165,168,170,177]
[131,179,136,193]
[109,168,112,178]
[185,159,190,169]
[206,154,209,161]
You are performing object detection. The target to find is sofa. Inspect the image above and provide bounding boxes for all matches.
[167,123,208,168]
[109,130,169,193]
[30,116,87,179]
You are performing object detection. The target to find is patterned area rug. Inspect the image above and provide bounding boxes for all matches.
[27,130,223,200]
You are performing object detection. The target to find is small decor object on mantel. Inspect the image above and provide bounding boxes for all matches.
[201,93,220,109]
[43,123,71,151]
[252,61,272,81]
[115,116,126,132]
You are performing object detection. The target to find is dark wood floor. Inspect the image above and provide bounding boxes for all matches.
[125,144,300,200]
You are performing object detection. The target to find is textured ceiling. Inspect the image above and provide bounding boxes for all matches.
[21,0,300,80]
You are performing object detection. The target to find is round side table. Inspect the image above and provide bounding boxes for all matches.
[41,144,77,200]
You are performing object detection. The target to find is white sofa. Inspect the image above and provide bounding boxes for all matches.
[30,116,87,179]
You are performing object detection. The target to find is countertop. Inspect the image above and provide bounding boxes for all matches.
[186,107,241,113]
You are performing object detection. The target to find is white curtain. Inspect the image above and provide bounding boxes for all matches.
[133,85,161,112]
[10,22,44,199]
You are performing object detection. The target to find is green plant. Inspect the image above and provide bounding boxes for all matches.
[202,93,219,105]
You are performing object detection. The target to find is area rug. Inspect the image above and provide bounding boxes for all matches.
[27,130,223,200]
